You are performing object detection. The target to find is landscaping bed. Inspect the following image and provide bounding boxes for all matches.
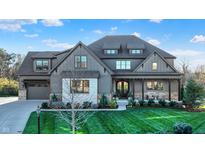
[23,108,205,134]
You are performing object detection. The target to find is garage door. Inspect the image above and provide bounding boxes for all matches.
[27,83,49,100]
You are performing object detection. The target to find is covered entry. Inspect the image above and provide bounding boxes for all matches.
[116,80,129,98]
[26,80,50,100]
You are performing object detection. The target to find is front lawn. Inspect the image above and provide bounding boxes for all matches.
[23,108,205,134]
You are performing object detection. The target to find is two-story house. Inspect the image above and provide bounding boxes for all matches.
[17,35,182,103]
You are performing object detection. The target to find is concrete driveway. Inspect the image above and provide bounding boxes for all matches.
[0,98,44,134]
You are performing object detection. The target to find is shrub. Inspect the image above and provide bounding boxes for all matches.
[83,101,92,109]
[173,122,192,134]
[50,102,65,109]
[128,99,135,107]
[135,102,140,107]
[165,100,170,107]
[51,93,58,102]
[109,100,117,109]
[159,99,166,107]
[91,104,99,109]
[66,102,72,109]
[41,102,49,109]
[100,94,108,108]
[74,103,81,109]
[154,102,160,107]
[170,101,176,107]
[148,99,154,106]
[139,100,144,106]
[0,78,18,96]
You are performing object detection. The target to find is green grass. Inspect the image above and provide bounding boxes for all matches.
[23,108,205,134]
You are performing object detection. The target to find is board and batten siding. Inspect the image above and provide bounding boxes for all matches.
[50,45,112,100]
[102,59,143,71]
[62,78,98,104]
[136,53,175,72]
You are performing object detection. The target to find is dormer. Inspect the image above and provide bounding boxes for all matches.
[103,42,120,55]
[33,59,50,72]
[127,42,144,55]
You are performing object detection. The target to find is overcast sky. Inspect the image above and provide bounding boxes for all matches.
[0,19,205,70]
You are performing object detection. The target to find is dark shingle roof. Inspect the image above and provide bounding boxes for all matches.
[103,42,121,49]
[127,42,145,49]
[88,35,176,59]
[17,50,70,76]
[18,35,176,76]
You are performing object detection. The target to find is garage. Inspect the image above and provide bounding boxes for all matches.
[26,81,49,100]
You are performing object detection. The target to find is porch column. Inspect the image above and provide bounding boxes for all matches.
[111,78,114,94]
[178,79,181,101]
[142,79,144,100]
[168,79,171,101]
[132,79,135,98]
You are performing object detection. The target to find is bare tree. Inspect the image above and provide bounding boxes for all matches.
[178,59,191,86]
[57,71,96,134]
[195,64,205,86]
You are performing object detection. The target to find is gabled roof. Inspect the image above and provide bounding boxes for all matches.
[18,35,178,76]
[88,35,176,59]
[49,41,113,74]
[133,50,179,73]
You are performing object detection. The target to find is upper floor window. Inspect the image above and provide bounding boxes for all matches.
[152,62,157,70]
[35,59,49,71]
[147,81,163,90]
[116,60,131,70]
[129,49,142,54]
[71,80,89,93]
[104,49,118,55]
[75,56,87,68]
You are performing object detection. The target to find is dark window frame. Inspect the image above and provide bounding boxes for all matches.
[70,80,89,93]
[104,49,118,55]
[129,49,143,54]
[116,60,131,70]
[146,81,164,90]
[74,55,87,69]
[35,59,49,71]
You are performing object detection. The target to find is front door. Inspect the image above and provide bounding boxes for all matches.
[116,80,129,98]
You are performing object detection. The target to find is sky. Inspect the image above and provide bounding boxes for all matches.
[0,19,205,70]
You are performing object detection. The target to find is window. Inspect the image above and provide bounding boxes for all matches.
[147,81,163,90]
[116,61,131,69]
[75,56,87,68]
[152,62,157,70]
[35,59,49,71]
[71,80,89,93]
[129,49,142,54]
[104,49,118,55]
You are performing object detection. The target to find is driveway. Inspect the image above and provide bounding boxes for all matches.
[0,98,44,134]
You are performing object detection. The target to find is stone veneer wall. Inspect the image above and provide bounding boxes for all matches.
[18,79,26,100]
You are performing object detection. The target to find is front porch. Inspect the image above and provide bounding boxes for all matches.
[112,77,181,101]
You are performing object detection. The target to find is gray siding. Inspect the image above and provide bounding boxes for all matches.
[102,59,143,71]
[50,45,112,98]
[136,54,175,73]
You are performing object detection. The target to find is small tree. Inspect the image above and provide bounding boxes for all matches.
[58,71,95,134]
[184,79,205,107]
[180,84,184,101]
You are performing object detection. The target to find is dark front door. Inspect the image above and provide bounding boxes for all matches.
[116,80,129,98]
